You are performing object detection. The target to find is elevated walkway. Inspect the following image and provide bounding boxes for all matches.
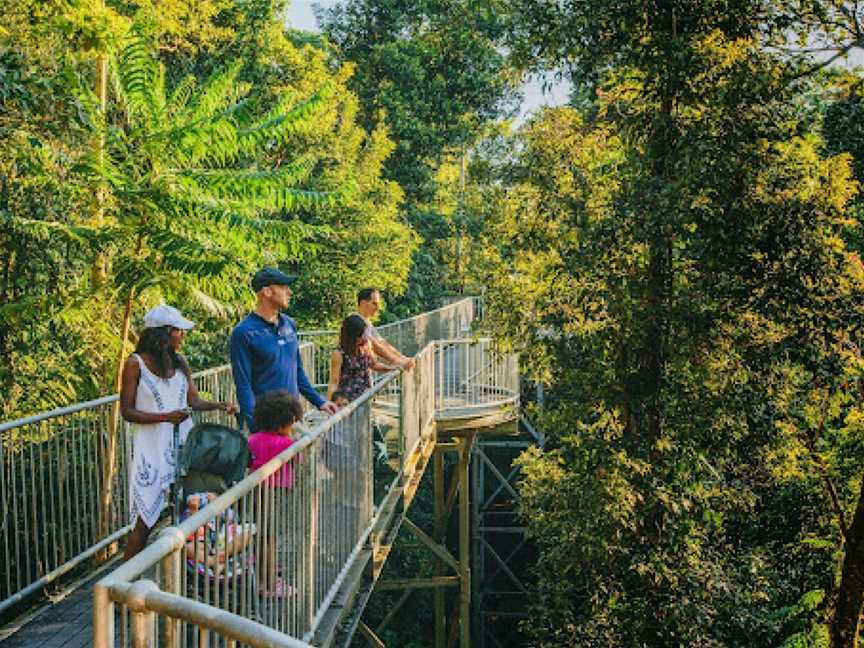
[0,298,520,647]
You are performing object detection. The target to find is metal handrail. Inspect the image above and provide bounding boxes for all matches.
[298,296,476,338]
[0,359,264,618]
[0,300,477,619]
[434,338,519,423]
[92,339,516,647]
[298,297,477,388]
[94,352,435,647]
[0,396,120,434]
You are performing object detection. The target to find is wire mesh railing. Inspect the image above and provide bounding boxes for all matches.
[0,395,130,617]
[435,339,520,419]
[375,339,520,423]
[298,297,476,388]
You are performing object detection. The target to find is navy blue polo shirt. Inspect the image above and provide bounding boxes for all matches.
[230,312,323,431]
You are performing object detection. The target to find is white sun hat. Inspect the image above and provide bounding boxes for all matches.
[142,304,195,330]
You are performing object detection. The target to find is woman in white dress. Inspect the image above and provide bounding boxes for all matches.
[120,305,237,560]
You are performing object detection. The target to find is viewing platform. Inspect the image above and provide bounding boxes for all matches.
[0,298,522,648]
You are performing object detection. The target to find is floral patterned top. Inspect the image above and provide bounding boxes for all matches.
[336,349,373,401]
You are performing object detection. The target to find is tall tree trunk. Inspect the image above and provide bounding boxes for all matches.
[832,476,864,648]
[91,17,109,285]
[97,235,141,556]
[640,2,677,444]
[643,238,670,441]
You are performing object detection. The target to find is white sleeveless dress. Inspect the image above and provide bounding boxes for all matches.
[129,354,193,529]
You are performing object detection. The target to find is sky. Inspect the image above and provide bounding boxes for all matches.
[284,0,572,122]
[285,2,864,120]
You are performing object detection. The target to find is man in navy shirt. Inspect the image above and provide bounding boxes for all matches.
[231,268,338,431]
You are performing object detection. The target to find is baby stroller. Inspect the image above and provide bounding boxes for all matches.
[172,420,256,596]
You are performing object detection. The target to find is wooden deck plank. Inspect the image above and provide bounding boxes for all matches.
[0,573,99,648]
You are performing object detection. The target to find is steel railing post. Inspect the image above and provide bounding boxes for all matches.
[160,549,180,647]
[93,582,114,648]
[459,438,471,648]
[402,370,408,469]
[306,449,317,634]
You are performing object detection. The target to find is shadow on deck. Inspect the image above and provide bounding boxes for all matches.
[1,569,114,648]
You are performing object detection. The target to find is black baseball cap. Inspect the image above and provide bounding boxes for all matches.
[251,267,297,292]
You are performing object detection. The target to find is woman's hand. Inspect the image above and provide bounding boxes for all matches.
[163,409,191,424]
[221,402,239,415]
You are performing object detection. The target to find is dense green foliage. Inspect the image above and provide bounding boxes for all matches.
[464,2,864,646]
[319,0,516,201]
[7,1,864,646]
[0,0,418,418]
[319,0,518,314]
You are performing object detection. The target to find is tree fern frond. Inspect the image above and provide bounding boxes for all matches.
[171,159,338,215]
[169,176,262,215]
[236,84,332,154]
[152,103,250,166]
[73,28,342,300]
[176,159,316,198]
[156,252,232,279]
[181,117,242,166]
[0,285,100,325]
[167,74,197,117]
[190,208,316,238]
[74,140,128,190]
[74,86,109,139]
[0,211,117,247]
[137,222,241,279]
[266,188,334,212]
[180,286,238,319]
[152,60,167,122]
[181,60,247,125]
[112,255,162,293]
[154,272,253,313]
[113,29,159,125]
[190,184,333,214]
[142,221,230,259]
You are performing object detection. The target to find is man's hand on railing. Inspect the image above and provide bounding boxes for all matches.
[399,357,415,370]
[319,400,339,415]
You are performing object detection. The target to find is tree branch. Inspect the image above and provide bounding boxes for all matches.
[785,44,855,84]
[798,389,849,541]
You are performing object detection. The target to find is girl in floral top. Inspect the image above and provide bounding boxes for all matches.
[328,314,391,402]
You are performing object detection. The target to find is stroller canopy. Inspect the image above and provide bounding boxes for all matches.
[178,422,250,490]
